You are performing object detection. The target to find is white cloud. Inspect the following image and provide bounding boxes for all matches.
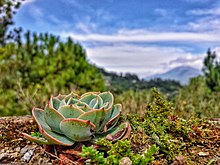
[60,28,220,77]
[154,8,168,17]
[61,30,220,43]
[22,0,35,5]
[48,15,61,24]
[187,7,220,16]
[188,16,220,33]
[14,0,35,5]
[75,20,97,33]
[182,0,212,4]
[61,0,83,9]
[29,5,43,19]
[162,54,204,69]
[85,44,204,78]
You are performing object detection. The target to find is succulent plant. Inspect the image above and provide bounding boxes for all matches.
[23,92,131,146]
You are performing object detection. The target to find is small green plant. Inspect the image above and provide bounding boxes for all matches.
[81,145,106,164]
[174,76,220,118]
[23,91,131,146]
[127,88,194,162]
[30,132,41,139]
[80,139,159,165]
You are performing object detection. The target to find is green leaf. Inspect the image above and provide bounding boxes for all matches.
[41,128,75,146]
[78,109,105,132]
[99,92,114,109]
[58,105,84,118]
[44,103,64,134]
[60,118,96,142]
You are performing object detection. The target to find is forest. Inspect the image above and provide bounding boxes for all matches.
[0,1,219,164]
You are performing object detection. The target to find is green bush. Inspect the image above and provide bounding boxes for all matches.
[0,31,106,116]
[115,90,151,116]
[203,49,220,92]
[174,76,220,118]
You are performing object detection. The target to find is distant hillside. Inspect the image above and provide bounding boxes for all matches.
[99,68,182,94]
[145,66,202,85]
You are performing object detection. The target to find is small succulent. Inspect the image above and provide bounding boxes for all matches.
[23,92,131,146]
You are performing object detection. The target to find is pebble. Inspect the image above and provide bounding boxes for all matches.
[198,152,209,157]
[0,153,7,161]
[15,146,21,152]
[20,145,36,154]
[22,149,34,162]
[119,157,132,165]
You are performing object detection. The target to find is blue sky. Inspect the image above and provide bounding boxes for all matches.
[14,0,220,77]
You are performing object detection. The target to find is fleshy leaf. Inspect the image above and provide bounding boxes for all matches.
[99,92,114,110]
[67,98,79,105]
[60,118,96,142]
[105,122,131,141]
[75,101,91,112]
[22,132,50,145]
[32,108,51,131]
[88,98,98,109]
[28,108,74,146]
[104,104,121,132]
[93,122,131,142]
[50,96,61,110]
[78,109,105,131]
[56,94,67,101]
[44,103,64,134]
[94,95,103,109]
[80,94,97,105]
[81,92,100,98]
[97,104,121,132]
[59,99,67,108]
[64,92,79,103]
[58,105,84,118]
[96,107,113,132]
[41,128,74,146]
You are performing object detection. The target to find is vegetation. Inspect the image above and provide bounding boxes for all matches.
[115,90,150,116]
[100,68,182,95]
[0,32,105,116]
[173,49,220,119]
[174,76,220,118]
[72,89,219,164]
[203,49,220,92]
[0,0,23,46]
[23,91,131,145]
[81,141,159,165]
[0,1,219,164]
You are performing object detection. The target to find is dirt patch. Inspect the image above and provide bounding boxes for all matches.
[0,116,59,164]
[0,116,219,164]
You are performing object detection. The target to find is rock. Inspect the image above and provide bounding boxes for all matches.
[21,149,34,162]
[198,152,209,157]
[0,153,8,161]
[15,146,21,152]
[171,155,187,165]
[20,144,36,154]
[119,157,132,165]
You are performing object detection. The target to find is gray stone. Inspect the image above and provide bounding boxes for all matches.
[119,157,132,165]
[21,149,34,162]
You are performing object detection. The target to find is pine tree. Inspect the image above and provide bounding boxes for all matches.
[203,49,220,91]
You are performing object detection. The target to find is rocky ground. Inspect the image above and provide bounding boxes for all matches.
[0,116,59,164]
[0,115,219,165]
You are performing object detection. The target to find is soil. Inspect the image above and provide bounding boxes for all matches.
[0,116,219,165]
[0,115,58,164]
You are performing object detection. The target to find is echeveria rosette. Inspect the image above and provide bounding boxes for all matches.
[23,92,131,146]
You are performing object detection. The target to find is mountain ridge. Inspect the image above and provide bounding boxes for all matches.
[145,66,202,85]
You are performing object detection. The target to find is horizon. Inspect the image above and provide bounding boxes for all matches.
[14,0,220,78]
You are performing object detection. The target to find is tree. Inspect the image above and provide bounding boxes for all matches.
[0,32,106,116]
[203,49,220,91]
[0,0,23,46]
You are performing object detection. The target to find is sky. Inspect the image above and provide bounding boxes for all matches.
[13,0,220,78]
